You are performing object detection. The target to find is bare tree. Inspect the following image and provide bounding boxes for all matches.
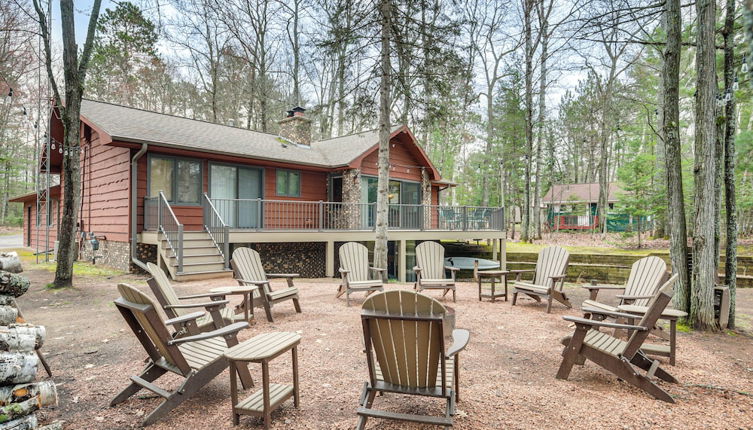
[722,0,737,328]
[33,0,103,288]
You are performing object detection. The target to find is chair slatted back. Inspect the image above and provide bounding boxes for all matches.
[362,290,447,390]
[146,262,185,317]
[232,247,269,297]
[622,274,678,359]
[416,241,446,279]
[533,246,570,286]
[115,283,191,374]
[340,242,370,282]
[624,257,668,306]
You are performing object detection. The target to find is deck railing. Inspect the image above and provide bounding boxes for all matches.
[158,191,183,273]
[206,198,504,231]
[202,193,230,269]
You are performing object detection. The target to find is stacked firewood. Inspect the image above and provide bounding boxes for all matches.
[0,270,58,430]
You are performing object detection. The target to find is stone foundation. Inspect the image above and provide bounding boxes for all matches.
[78,239,131,272]
[233,242,326,278]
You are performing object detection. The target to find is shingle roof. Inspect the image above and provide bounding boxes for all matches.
[80,99,400,168]
[542,183,623,204]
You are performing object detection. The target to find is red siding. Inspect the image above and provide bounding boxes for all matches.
[22,197,60,251]
[359,136,424,182]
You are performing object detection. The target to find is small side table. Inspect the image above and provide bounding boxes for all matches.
[210,285,258,322]
[225,332,301,429]
[477,270,511,302]
[618,304,688,366]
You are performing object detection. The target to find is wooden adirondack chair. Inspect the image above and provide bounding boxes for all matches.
[146,262,245,335]
[357,290,470,429]
[231,247,302,322]
[581,256,668,313]
[510,245,570,313]
[414,241,459,302]
[111,283,253,426]
[337,242,385,306]
[556,275,679,402]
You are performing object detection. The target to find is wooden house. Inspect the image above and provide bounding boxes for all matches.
[11,100,505,281]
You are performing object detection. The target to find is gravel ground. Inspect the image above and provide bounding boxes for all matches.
[16,268,753,429]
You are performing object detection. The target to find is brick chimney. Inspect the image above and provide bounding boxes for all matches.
[278,106,311,146]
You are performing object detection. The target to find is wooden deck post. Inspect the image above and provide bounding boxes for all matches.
[398,239,407,283]
[326,240,335,278]
[492,238,498,261]
[500,238,507,271]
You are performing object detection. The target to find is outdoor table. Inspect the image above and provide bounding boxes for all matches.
[617,304,687,366]
[581,283,626,301]
[225,332,301,429]
[209,285,258,322]
[476,270,511,302]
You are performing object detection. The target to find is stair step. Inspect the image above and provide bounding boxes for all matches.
[171,261,226,272]
[167,254,224,264]
[173,269,234,282]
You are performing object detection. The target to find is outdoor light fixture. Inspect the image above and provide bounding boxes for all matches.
[742,58,749,74]
[725,91,732,102]
[733,76,740,91]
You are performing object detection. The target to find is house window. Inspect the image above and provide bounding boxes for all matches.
[276,169,300,197]
[149,155,201,204]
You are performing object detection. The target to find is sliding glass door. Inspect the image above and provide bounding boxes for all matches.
[360,177,421,229]
[210,164,263,228]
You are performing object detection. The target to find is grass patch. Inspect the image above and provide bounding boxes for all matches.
[35,261,124,278]
[504,242,663,256]
[676,321,693,333]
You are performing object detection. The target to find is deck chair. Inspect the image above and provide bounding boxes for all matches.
[337,242,385,306]
[414,241,460,302]
[111,283,253,426]
[581,256,668,313]
[231,247,302,322]
[146,262,245,335]
[357,290,470,429]
[510,245,570,313]
[556,275,679,402]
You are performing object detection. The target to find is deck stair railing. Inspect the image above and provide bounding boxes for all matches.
[202,193,230,269]
[157,191,184,273]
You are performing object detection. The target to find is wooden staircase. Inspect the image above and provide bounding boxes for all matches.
[158,230,233,281]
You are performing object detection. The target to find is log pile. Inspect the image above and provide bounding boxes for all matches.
[0,271,57,430]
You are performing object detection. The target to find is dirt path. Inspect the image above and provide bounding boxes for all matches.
[17,268,753,429]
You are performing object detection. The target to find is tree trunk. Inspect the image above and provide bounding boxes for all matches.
[0,273,29,298]
[723,0,738,329]
[522,0,534,243]
[373,0,392,279]
[534,13,548,241]
[691,0,718,330]
[662,0,690,313]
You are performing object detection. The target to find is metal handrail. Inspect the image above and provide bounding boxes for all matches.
[158,191,184,273]
[202,193,230,269]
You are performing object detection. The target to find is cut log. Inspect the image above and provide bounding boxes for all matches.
[0,414,36,430]
[0,398,42,424]
[37,423,61,430]
[0,353,37,385]
[0,381,56,408]
[0,326,45,353]
[0,275,28,299]
[0,255,21,275]
[0,310,19,328]
[0,299,14,309]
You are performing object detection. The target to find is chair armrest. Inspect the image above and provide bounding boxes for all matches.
[338,268,349,274]
[508,269,535,274]
[582,307,643,321]
[446,329,470,358]
[164,311,205,327]
[548,274,566,280]
[168,322,250,345]
[444,266,461,272]
[563,315,646,331]
[582,285,624,291]
[237,279,270,286]
[178,292,229,300]
[413,266,422,272]
[616,294,654,300]
[267,273,299,278]
[369,267,386,272]
[165,300,230,310]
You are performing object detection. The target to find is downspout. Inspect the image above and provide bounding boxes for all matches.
[131,143,148,271]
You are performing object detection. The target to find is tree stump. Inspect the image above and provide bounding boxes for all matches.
[0,275,28,299]
[0,353,37,385]
[0,255,21,275]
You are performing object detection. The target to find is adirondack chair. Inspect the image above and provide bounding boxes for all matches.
[581,256,668,313]
[146,262,245,335]
[510,245,570,313]
[111,283,253,426]
[414,241,459,302]
[357,290,470,429]
[337,242,385,306]
[556,275,679,402]
[231,247,302,322]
